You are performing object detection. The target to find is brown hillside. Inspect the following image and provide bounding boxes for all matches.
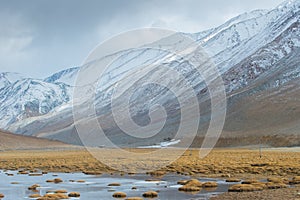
[0,130,76,150]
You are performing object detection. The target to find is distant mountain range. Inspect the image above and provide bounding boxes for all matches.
[0,0,299,147]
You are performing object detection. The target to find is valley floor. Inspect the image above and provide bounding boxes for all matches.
[0,148,299,199]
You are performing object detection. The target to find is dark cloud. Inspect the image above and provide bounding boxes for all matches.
[0,0,284,78]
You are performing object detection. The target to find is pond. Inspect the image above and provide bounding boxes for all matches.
[0,170,234,199]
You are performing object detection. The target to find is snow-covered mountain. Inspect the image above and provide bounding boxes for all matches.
[1,0,300,147]
[0,74,72,129]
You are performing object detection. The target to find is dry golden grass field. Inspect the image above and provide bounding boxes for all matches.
[0,148,299,178]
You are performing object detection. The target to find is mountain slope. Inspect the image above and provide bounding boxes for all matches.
[0,130,74,150]
[213,48,300,147]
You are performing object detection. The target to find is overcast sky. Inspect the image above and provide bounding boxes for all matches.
[0,0,284,78]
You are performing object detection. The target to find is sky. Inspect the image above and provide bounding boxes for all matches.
[0,0,284,78]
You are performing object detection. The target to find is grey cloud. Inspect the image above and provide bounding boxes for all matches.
[0,0,284,78]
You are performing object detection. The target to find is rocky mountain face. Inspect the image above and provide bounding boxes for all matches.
[1,0,300,147]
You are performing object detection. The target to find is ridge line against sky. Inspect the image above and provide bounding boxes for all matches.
[0,0,284,78]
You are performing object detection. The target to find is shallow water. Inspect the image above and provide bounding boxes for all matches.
[0,170,234,200]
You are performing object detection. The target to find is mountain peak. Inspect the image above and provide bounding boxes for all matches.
[0,72,25,82]
[0,72,25,90]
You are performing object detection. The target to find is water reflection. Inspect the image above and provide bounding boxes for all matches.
[0,170,231,199]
